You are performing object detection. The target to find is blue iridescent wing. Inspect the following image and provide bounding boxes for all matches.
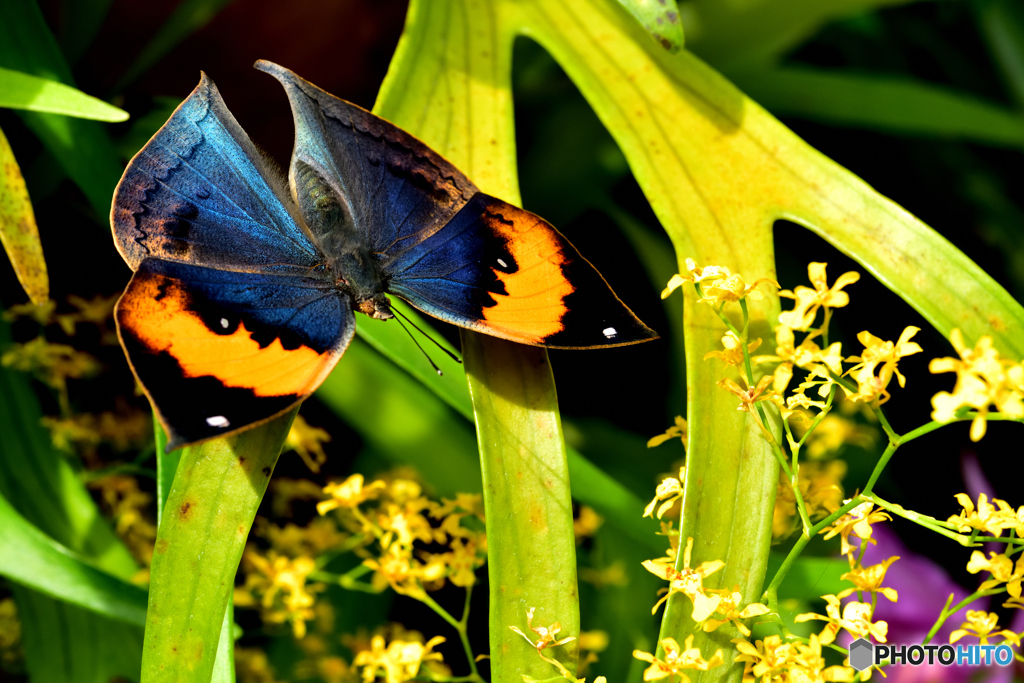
[111,72,321,276]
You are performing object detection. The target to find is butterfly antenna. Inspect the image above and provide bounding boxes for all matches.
[392,307,462,365]
[391,313,444,376]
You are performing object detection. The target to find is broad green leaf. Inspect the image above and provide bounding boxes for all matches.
[977,0,1024,108]
[376,3,580,678]
[614,0,684,53]
[113,0,236,92]
[0,124,48,304]
[140,411,295,683]
[0,66,128,121]
[730,66,1024,145]
[0,489,147,626]
[683,0,922,69]
[0,0,123,218]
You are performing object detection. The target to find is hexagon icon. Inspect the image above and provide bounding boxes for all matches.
[849,638,873,671]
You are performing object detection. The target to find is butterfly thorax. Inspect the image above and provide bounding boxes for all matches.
[329,249,393,320]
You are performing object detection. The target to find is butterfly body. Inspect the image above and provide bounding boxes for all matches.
[111,61,657,450]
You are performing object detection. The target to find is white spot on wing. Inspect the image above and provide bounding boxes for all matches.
[497,258,508,268]
[220,318,229,329]
[206,415,230,428]
[602,327,618,339]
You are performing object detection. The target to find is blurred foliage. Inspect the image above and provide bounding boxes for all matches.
[0,0,1022,682]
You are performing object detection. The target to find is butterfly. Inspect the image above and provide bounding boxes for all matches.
[110,60,658,450]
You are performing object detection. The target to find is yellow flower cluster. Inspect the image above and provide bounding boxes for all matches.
[353,633,446,683]
[734,634,854,683]
[319,474,487,596]
[946,492,1024,538]
[772,461,846,542]
[929,329,1024,441]
[4,293,119,343]
[634,635,725,683]
[88,474,157,566]
[236,550,325,639]
[662,259,778,307]
[284,414,332,473]
[950,611,1021,647]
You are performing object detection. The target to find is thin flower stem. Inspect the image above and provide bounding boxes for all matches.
[862,494,976,545]
[419,590,484,683]
[860,442,897,497]
[762,497,866,601]
[922,588,1005,644]
[311,565,382,593]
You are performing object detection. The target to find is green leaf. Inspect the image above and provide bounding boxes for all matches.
[614,0,684,53]
[376,3,581,678]
[140,411,295,683]
[683,0,922,69]
[730,66,1024,146]
[0,123,48,304]
[0,489,148,626]
[977,0,1024,109]
[0,0,124,218]
[0,66,128,121]
[113,0,236,92]
[58,0,116,63]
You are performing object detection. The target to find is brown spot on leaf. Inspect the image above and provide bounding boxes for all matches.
[156,539,169,554]
[179,501,192,519]
[262,466,272,477]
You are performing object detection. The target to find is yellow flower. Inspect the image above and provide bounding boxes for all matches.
[791,414,877,460]
[363,543,445,599]
[259,517,348,558]
[795,594,888,643]
[429,492,486,542]
[648,416,688,450]
[573,506,604,541]
[642,537,725,620]
[778,263,860,332]
[0,597,22,667]
[755,326,844,394]
[662,260,777,305]
[510,607,579,680]
[353,634,446,683]
[235,647,285,683]
[644,467,686,519]
[773,462,846,542]
[734,634,855,683]
[285,414,331,473]
[705,332,762,368]
[837,556,900,602]
[318,474,386,515]
[702,586,770,637]
[820,502,891,558]
[238,549,324,639]
[88,475,157,565]
[929,330,1024,441]
[718,375,778,438]
[662,260,731,298]
[633,635,725,682]
[1,336,100,391]
[966,551,1024,597]
[845,327,922,405]
[946,492,1015,537]
[950,611,1021,646]
[438,537,484,587]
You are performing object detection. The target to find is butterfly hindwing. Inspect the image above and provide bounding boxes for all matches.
[116,258,353,448]
[111,72,320,276]
[384,193,658,348]
[255,61,476,256]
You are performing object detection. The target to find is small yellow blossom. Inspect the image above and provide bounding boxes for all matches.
[259,517,348,558]
[648,416,688,451]
[966,551,1024,597]
[235,647,285,683]
[1,336,100,391]
[430,492,486,542]
[237,549,324,638]
[633,635,725,682]
[662,260,777,305]
[950,611,1021,646]
[946,493,1016,537]
[42,403,151,454]
[578,630,609,676]
[88,475,157,565]
[285,414,331,473]
[363,543,446,598]
[820,502,891,558]
[837,556,900,602]
[755,326,844,394]
[0,597,22,667]
[734,634,855,683]
[718,375,778,438]
[644,467,686,519]
[773,462,846,542]
[702,586,770,637]
[778,263,859,332]
[437,537,484,587]
[845,327,922,405]
[642,537,725,620]
[796,594,888,643]
[662,260,731,298]
[929,330,1024,441]
[574,506,604,541]
[318,474,386,515]
[705,332,762,368]
[510,607,579,680]
[353,634,446,683]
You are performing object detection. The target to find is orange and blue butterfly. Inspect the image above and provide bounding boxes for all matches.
[110,61,658,450]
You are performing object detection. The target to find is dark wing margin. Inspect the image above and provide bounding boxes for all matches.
[116,258,353,449]
[111,71,321,276]
[383,193,659,349]
[254,60,476,257]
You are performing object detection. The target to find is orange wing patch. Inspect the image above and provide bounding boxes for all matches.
[479,207,574,343]
[118,271,331,398]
